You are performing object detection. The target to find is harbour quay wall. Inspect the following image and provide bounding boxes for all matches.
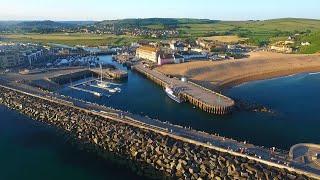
[50,69,95,85]
[49,68,127,85]
[132,64,235,115]
[0,86,316,179]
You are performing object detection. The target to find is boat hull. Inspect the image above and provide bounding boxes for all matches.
[165,87,184,103]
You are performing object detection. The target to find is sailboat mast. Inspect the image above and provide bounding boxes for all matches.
[100,64,103,83]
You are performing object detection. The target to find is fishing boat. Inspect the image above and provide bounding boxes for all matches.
[165,86,184,103]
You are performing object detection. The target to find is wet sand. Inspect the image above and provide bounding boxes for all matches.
[156,52,320,90]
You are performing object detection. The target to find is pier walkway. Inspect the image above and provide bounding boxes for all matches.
[133,63,235,115]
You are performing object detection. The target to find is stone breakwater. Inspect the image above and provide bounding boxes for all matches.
[0,87,314,180]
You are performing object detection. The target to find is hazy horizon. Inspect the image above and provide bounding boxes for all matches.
[0,17,320,22]
[0,0,319,21]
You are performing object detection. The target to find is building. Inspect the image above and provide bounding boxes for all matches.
[0,51,25,68]
[0,43,48,68]
[180,51,208,61]
[158,53,184,65]
[227,44,249,54]
[270,45,293,53]
[270,41,293,53]
[170,41,186,52]
[25,49,44,65]
[301,42,311,46]
[136,46,159,63]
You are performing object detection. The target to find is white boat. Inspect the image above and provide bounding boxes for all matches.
[97,81,109,88]
[165,86,184,103]
[108,89,117,93]
[93,92,102,97]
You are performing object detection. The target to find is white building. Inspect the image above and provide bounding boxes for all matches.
[301,42,311,46]
[169,41,185,52]
[180,51,208,61]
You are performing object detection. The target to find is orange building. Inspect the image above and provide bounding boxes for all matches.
[136,46,159,63]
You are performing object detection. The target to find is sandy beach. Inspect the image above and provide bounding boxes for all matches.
[156,52,320,91]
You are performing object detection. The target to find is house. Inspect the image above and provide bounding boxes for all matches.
[270,45,293,53]
[158,53,184,65]
[0,51,26,68]
[136,46,159,63]
[301,42,311,46]
[270,41,293,53]
[285,41,295,45]
[170,41,186,52]
[196,39,208,48]
[180,51,208,61]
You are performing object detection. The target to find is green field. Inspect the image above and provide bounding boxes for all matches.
[177,19,320,47]
[2,18,320,53]
[298,31,320,54]
[1,33,142,47]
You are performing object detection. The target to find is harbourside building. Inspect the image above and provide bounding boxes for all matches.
[169,41,186,52]
[157,53,184,65]
[0,51,25,68]
[0,43,48,68]
[25,49,44,65]
[136,46,159,63]
[180,51,208,61]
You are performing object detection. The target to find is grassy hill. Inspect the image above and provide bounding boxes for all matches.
[178,18,320,45]
[97,18,218,27]
[2,18,320,52]
[1,33,142,47]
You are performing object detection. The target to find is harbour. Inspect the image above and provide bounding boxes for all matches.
[58,55,320,150]
[1,1,320,179]
[1,55,320,179]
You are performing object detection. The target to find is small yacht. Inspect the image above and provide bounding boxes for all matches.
[108,89,117,93]
[97,64,109,88]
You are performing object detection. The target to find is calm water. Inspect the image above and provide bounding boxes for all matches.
[0,106,147,180]
[1,55,320,179]
[60,56,320,150]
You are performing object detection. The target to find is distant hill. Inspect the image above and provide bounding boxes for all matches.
[2,18,320,51]
[96,18,219,27]
[17,20,74,28]
[58,21,97,26]
[0,20,80,33]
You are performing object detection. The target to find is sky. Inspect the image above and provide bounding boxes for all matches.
[0,0,319,21]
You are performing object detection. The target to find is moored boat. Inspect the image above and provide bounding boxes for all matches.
[165,86,184,103]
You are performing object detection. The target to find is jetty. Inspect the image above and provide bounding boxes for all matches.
[69,78,120,95]
[133,63,235,115]
[90,68,128,80]
[70,86,102,97]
